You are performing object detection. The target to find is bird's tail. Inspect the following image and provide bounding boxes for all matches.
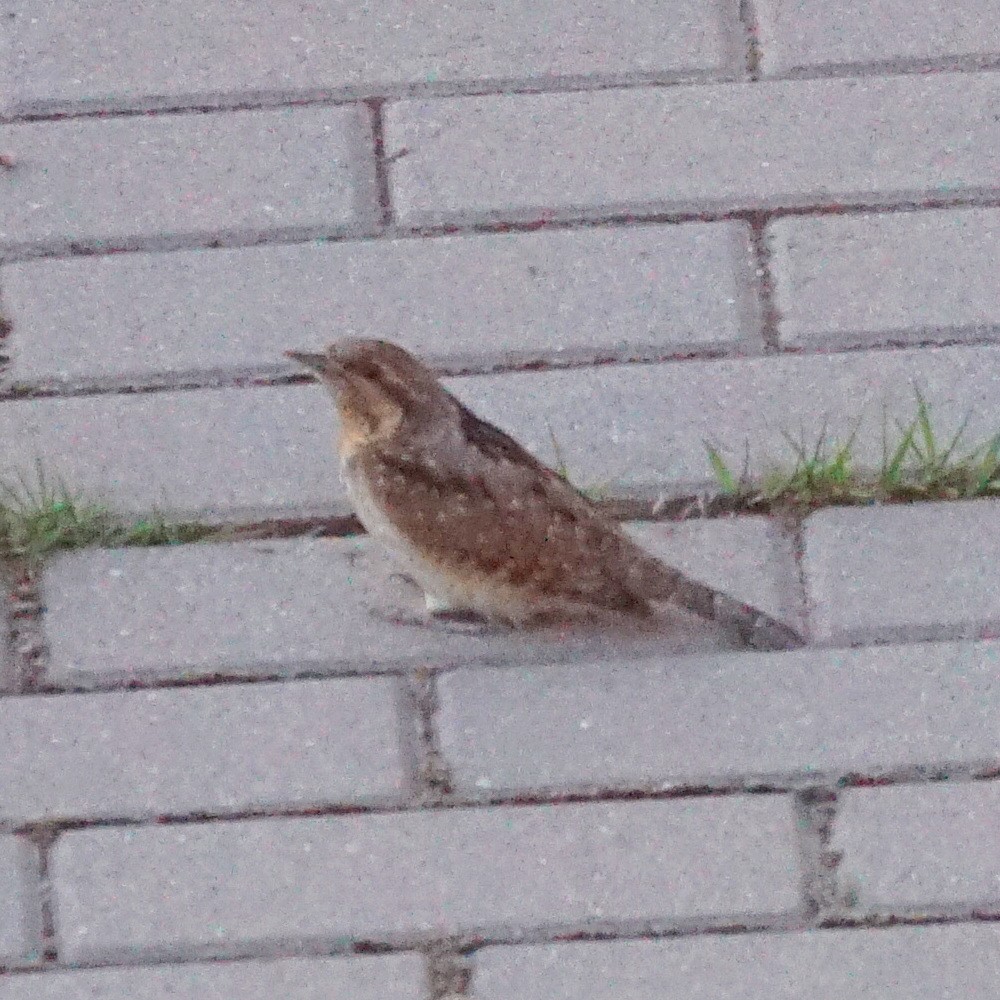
[626,551,806,652]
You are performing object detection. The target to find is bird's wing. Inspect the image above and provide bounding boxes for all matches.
[361,402,714,617]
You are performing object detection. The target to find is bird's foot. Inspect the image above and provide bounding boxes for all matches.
[429,607,508,635]
[368,605,509,637]
[423,593,511,634]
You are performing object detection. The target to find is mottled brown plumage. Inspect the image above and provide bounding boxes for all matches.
[286,340,758,631]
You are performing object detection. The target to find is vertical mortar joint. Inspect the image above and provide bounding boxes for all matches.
[403,667,455,804]
[3,561,48,692]
[746,212,782,351]
[426,944,474,999]
[795,787,846,922]
[366,98,395,229]
[19,823,60,962]
[738,0,764,80]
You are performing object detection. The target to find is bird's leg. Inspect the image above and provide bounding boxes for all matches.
[423,591,455,614]
[367,607,508,636]
[423,592,489,623]
[424,592,511,634]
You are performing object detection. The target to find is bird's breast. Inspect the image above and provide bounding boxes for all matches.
[339,449,528,617]
[340,452,422,562]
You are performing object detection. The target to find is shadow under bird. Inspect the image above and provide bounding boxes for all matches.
[286,339,803,649]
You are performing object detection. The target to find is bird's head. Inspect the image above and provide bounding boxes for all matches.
[285,339,453,445]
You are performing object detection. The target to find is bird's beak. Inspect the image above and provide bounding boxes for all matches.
[284,350,327,373]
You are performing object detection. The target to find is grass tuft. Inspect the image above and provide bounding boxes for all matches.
[705,393,1000,511]
[0,463,217,562]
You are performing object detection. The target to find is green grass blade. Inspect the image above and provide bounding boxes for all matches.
[913,388,938,464]
[705,442,739,494]
[973,433,1000,493]
[927,411,971,478]
[827,416,862,484]
[809,417,831,469]
[778,427,810,464]
[883,418,917,487]
[545,418,570,481]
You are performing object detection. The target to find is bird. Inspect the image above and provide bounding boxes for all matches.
[286,339,802,646]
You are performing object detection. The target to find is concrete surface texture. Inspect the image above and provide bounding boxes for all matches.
[1,1,1000,996]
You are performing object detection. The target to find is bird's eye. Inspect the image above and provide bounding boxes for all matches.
[349,359,384,383]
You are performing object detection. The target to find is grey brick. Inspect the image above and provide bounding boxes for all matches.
[471,924,1000,999]
[0,15,12,116]
[5,345,1000,520]
[0,106,377,252]
[50,797,799,962]
[770,208,1000,349]
[3,221,758,385]
[5,1,738,113]
[831,781,1000,913]
[0,953,424,1000]
[386,72,1000,224]
[40,537,733,687]
[756,0,1000,75]
[0,836,42,964]
[0,676,405,824]
[803,500,1000,644]
[438,640,1000,795]
[0,385,342,522]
